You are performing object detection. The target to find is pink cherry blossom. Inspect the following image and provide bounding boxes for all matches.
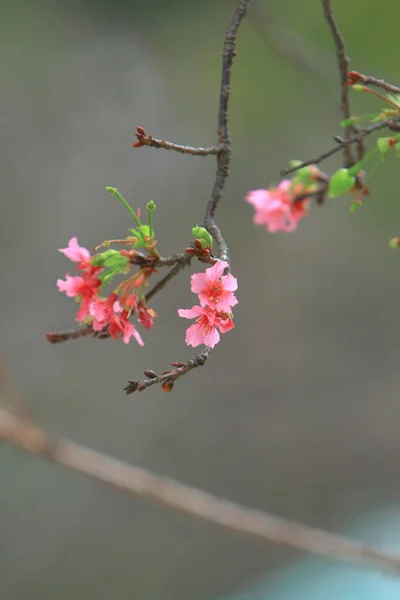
[190,260,238,312]
[89,293,119,331]
[59,237,91,264]
[246,181,301,233]
[178,305,235,349]
[90,293,144,345]
[57,274,86,298]
[109,308,144,346]
[57,273,101,321]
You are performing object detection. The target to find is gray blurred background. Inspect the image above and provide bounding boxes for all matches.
[1,0,400,598]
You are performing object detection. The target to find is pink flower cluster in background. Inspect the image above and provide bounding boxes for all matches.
[57,237,146,345]
[245,179,311,233]
[178,260,238,348]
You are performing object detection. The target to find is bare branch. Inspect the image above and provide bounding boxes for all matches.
[281,114,400,177]
[144,255,192,303]
[321,0,360,166]
[46,327,95,344]
[124,348,210,394]
[133,126,221,156]
[2,406,400,573]
[347,71,400,95]
[204,0,251,263]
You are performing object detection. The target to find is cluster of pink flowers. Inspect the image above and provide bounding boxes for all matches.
[245,179,311,233]
[178,260,238,348]
[57,237,148,345]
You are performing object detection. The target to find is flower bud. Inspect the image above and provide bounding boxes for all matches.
[192,226,213,248]
[328,169,356,198]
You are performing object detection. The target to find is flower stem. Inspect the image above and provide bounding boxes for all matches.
[105,187,142,227]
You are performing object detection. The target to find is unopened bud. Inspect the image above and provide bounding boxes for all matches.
[144,369,158,379]
[146,200,156,212]
[192,226,213,248]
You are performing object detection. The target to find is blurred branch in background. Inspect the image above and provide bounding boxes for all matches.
[2,405,400,574]
[247,0,337,80]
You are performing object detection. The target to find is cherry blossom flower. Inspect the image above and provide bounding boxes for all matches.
[109,309,144,345]
[246,179,310,233]
[59,237,91,265]
[57,273,101,321]
[137,302,157,330]
[90,293,144,346]
[245,181,299,232]
[190,260,238,312]
[178,305,234,349]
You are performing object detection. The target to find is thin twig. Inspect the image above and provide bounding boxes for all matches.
[248,3,336,81]
[281,114,400,177]
[2,406,400,573]
[46,327,95,344]
[144,255,192,303]
[348,71,400,95]
[133,126,222,156]
[322,0,357,167]
[124,348,210,394]
[204,0,251,263]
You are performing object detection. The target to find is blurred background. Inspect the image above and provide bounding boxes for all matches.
[2,0,400,598]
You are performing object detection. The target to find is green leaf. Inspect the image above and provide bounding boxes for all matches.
[138,224,151,240]
[377,137,392,156]
[328,169,355,198]
[340,117,360,127]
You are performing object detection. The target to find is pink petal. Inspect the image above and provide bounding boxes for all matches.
[245,189,270,210]
[178,306,205,319]
[203,327,220,348]
[190,271,208,294]
[184,323,205,347]
[122,322,144,346]
[59,237,90,263]
[205,260,228,281]
[218,316,235,333]
[277,179,292,192]
[221,273,238,292]
[57,275,84,297]
[217,292,238,312]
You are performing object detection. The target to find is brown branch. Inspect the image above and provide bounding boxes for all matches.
[46,326,95,344]
[144,255,192,303]
[281,114,400,177]
[321,0,358,167]
[124,348,210,394]
[133,126,221,156]
[2,406,400,573]
[203,0,251,263]
[348,71,400,95]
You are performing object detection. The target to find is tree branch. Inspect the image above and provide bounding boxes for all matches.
[281,114,400,177]
[203,0,250,263]
[321,0,357,167]
[133,126,222,156]
[347,71,400,95]
[2,406,400,574]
